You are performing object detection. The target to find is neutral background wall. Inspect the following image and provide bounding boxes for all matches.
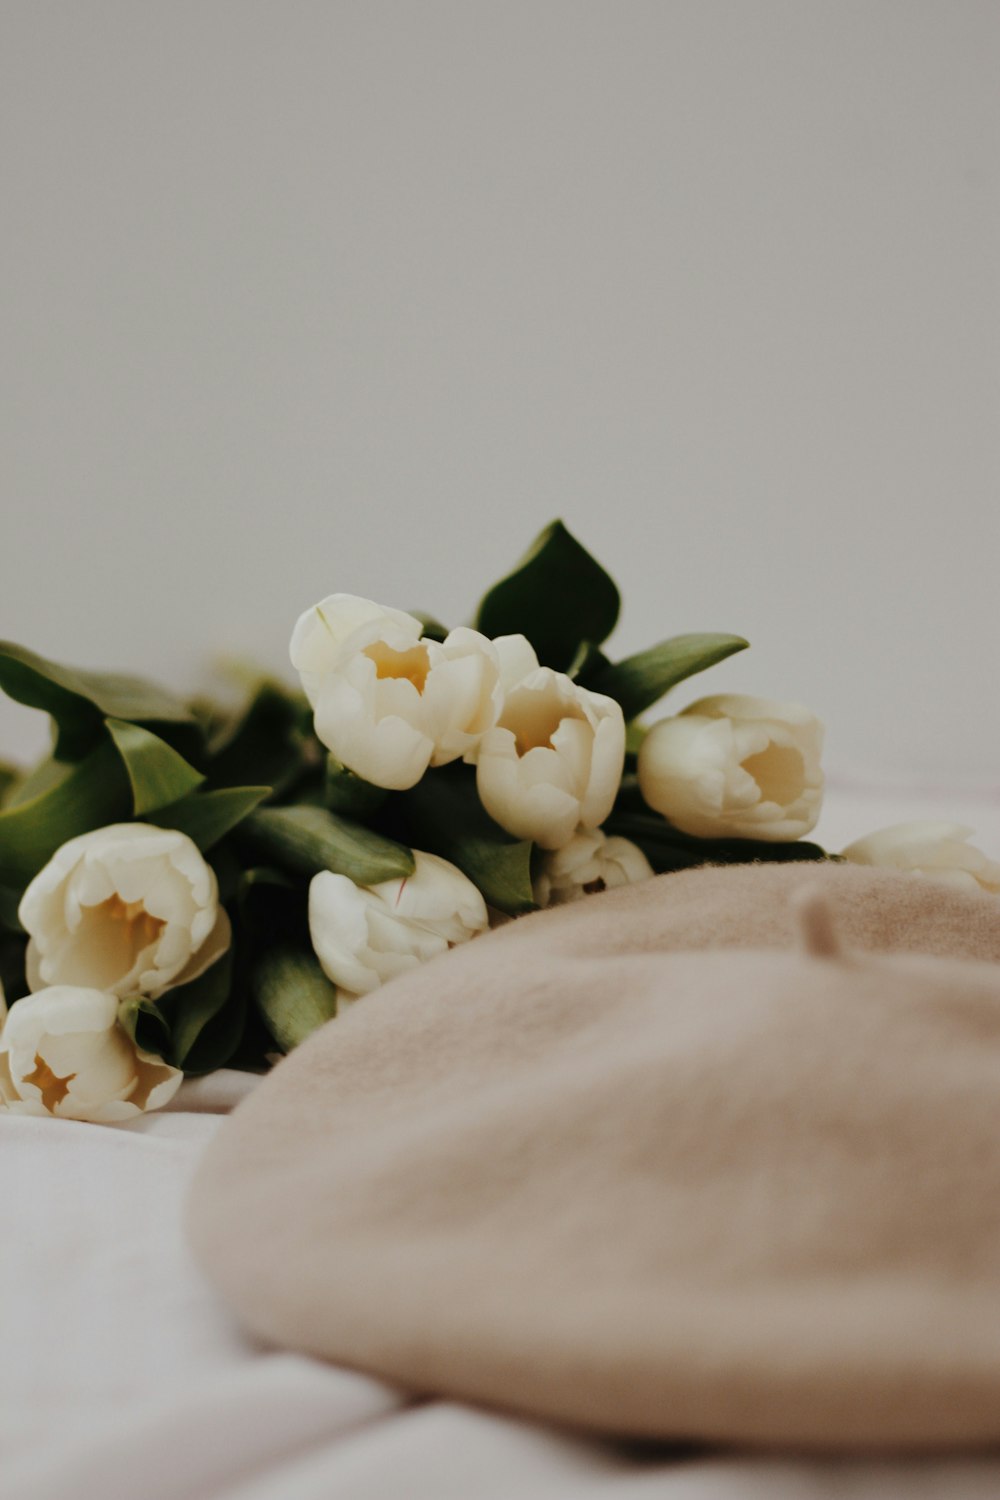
[2,1,997,783]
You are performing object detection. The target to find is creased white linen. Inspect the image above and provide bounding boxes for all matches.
[3,784,1000,1499]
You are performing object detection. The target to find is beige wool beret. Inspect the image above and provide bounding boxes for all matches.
[188,862,1000,1450]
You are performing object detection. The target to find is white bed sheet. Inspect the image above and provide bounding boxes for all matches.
[4,783,1000,1500]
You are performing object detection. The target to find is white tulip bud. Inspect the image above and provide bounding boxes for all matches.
[19,824,231,1001]
[473,643,626,851]
[309,850,489,996]
[290,595,503,790]
[637,694,824,842]
[841,822,1000,894]
[0,987,182,1122]
[533,828,654,908]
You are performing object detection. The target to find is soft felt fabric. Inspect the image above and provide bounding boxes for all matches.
[188,863,1000,1451]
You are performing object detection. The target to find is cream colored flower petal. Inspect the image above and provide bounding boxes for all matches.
[309,872,384,994]
[154,907,233,998]
[492,634,540,693]
[290,595,422,707]
[19,824,227,1001]
[314,671,434,791]
[578,710,626,828]
[842,822,1000,894]
[424,630,503,765]
[387,852,488,934]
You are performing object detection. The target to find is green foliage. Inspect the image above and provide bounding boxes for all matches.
[0,519,824,1090]
[238,805,414,885]
[588,634,749,721]
[402,769,536,915]
[118,995,173,1060]
[605,810,829,873]
[252,943,339,1052]
[474,520,620,671]
[324,757,388,818]
[0,740,131,888]
[0,930,28,1006]
[155,950,239,1073]
[0,640,194,761]
[204,683,310,799]
[106,718,205,814]
[146,785,271,851]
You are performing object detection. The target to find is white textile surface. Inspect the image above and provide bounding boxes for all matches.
[4,786,1000,1499]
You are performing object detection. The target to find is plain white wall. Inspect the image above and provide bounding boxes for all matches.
[2,1,997,778]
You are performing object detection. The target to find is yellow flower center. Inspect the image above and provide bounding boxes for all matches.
[741,745,806,804]
[364,641,431,694]
[103,894,166,952]
[23,1054,75,1110]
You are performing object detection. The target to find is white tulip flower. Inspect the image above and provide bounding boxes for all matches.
[533,828,654,908]
[637,694,824,842]
[309,850,489,996]
[19,823,231,1001]
[0,987,182,1122]
[841,822,1000,894]
[472,648,626,851]
[290,595,504,790]
[290,594,425,709]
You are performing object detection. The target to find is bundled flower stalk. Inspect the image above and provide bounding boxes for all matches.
[1,521,997,1123]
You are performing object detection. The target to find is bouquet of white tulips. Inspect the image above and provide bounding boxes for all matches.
[5,518,986,1125]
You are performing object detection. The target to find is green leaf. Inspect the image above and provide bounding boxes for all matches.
[410,613,449,643]
[0,930,28,1006]
[2,754,74,810]
[0,640,195,761]
[252,943,339,1052]
[204,683,309,799]
[473,520,621,671]
[0,740,130,888]
[566,640,610,683]
[0,887,25,933]
[402,769,536,915]
[590,634,750,721]
[237,806,414,885]
[605,810,830,872]
[105,718,205,815]
[156,950,235,1071]
[146,785,271,851]
[118,995,173,1059]
[324,756,388,819]
[0,762,20,802]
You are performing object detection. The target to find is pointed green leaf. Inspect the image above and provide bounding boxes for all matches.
[145,785,271,851]
[0,739,130,888]
[156,950,235,1070]
[410,613,449,643]
[0,640,195,760]
[118,995,173,1059]
[566,640,610,683]
[605,810,829,871]
[105,718,205,815]
[402,768,536,915]
[590,633,750,721]
[473,520,620,671]
[252,943,339,1052]
[180,985,247,1076]
[443,832,535,915]
[238,805,414,885]
[1,755,73,810]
